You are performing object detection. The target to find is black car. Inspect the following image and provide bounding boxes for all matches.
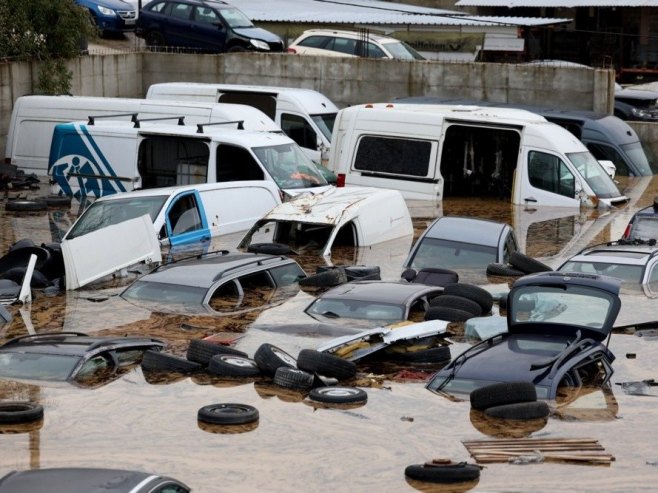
[426,272,622,400]
[136,0,284,53]
[614,86,658,121]
[0,333,165,386]
[0,468,189,493]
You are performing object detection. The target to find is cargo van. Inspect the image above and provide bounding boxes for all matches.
[329,103,628,208]
[48,118,331,198]
[393,96,655,177]
[63,181,281,248]
[5,95,280,176]
[145,83,339,165]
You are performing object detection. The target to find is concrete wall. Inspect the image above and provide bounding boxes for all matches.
[629,122,658,164]
[1,52,616,161]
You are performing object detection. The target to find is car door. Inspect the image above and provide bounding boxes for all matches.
[164,190,210,246]
[190,5,225,51]
[163,1,194,47]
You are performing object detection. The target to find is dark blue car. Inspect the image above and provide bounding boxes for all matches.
[75,0,137,36]
[136,0,284,53]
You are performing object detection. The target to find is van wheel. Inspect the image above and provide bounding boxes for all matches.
[146,31,165,50]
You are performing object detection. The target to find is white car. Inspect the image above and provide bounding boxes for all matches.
[287,29,424,61]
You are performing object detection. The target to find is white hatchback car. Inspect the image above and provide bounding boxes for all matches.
[287,29,424,61]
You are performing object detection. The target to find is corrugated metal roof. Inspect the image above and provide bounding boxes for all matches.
[457,0,658,6]
[234,0,570,26]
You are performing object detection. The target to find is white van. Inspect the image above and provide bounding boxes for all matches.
[329,103,629,208]
[4,95,280,176]
[48,118,331,198]
[145,83,339,165]
[63,181,281,248]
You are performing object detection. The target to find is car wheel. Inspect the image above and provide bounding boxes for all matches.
[253,343,297,376]
[44,195,72,207]
[5,200,47,212]
[273,367,314,390]
[140,349,202,373]
[308,386,367,404]
[485,401,550,420]
[228,45,248,53]
[430,295,482,316]
[404,461,480,483]
[486,262,525,277]
[247,242,292,255]
[470,381,537,410]
[186,339,247,366]
[443,283,494,314]
[0,401,44,424]
[197,403,259,425]
[207,354,261,377]
[145,31,165,50]
[424,306,474,323]
[509,252,553,274]
[299,267,348,288]
[297,349,356,380]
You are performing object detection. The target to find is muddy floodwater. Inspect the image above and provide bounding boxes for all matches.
[2,178,658,492]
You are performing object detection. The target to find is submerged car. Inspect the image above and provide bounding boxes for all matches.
[120,251,306,315]
[404,216,519,271]
[622,197,658,242]
[426,272,621,400]
[0,332,165,386]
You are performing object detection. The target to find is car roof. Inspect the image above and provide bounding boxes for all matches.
[316,280,442,304]
[569,243,658,265]
[0,333,164,357]
[424,216,511,248]
[133,251,296,288]
[296,29,401,43]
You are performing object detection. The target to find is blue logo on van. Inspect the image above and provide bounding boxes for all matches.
[49,123,128,198]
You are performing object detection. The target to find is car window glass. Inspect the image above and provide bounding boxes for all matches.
[280,113,317,149]
[307,299,404,322]
[76,355,111,378]
[298,36,330,49]
[332,37,357,55]
[170,3,193,20]
[156,485,190,493]
[528,151,575,197]
[587,142,630,176]
[193,6,219,24]
[251,143,327,189]
[409,237,497,270]
[216,144,265,181]
[208,279,242,311]
[148,1,166,12]
[354,136,432,177]
[138,136,209,188]
[219,7,253,28]
[269,263,305,286]
[0,352,80,381]
[168,194,202,235]
[365,42,386,58]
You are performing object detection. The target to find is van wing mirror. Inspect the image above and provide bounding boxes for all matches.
[598,160,616,179]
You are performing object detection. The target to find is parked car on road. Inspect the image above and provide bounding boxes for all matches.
[622,197,658,241]
[75,0,137,36]
[287,29,424,61]
[136,0,284,52]
[426,272,622,400]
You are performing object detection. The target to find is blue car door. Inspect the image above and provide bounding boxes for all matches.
[165,190,210,246]
[190,5,226,51]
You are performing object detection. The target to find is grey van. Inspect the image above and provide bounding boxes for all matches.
[393,96,655,177]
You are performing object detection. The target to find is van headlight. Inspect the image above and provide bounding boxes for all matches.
[250,39,270,51]
[97,6,117,16]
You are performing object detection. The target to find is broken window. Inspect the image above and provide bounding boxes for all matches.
[354,136,432,177]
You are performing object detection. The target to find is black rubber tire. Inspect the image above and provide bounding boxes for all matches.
[198,403,259,425]
[429,295,482,316]
[299,268,347,288]
[186,339,247,365]
[8,239,36,251]
[390,346,451,364]
[145,30,165,49]
[318,265,381,281]
[486,263,525,277]
[253,343,297,376]
[485,400,550,420]
[443,283,494,314]
[45,195,72,207]
[470,381,537,410]
[5,200,47,212]
[296,349,357,380]
[247,242,292,255]
[509,251,553,274]
[404,462,480,483]
[308,386,367,404]
[0,267,51,288]
[273,367,314,390]
[207,354,261,377]
[0,245,50,274]
[0,401,44,424]
[424,306,474,322]
[140,349,202,373]
[228,45,248,52]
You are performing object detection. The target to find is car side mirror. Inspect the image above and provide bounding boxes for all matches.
[598,160,616,179]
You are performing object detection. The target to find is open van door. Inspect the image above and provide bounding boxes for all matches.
[163,190,211,246]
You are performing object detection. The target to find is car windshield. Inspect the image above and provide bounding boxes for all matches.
[220,7,254,28]
[566,151,621,198]
[306,298,404,323]
[559,260,645,284]
[121,280,207,305]
[629,216,658,241]
[621,141,653,175]
[310,113,337,142]
[0,352,81,381]
[383,40,425,61]
[408,238,497,270]
[66,195,168,240]
[252,143,328,189]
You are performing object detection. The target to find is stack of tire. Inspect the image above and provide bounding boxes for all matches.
[424,282,494,323]
[486,251,553,278]
[0,239,66,294]
[4,194,72,212]
[470,381,550,420]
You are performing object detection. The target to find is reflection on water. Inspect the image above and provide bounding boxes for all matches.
[2,178,658,491]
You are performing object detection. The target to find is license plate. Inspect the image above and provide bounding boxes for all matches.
[125,19,136,25]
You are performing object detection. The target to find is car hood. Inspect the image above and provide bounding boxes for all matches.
[232,27,282,43]
[78,0,135,10]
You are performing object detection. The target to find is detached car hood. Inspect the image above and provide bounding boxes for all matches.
[232,26,282,43]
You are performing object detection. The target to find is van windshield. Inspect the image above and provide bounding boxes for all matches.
[252,143,328,189]
[66,195,168,240]
[566,151,622,198]
[311,113,337,142]
[622,141,656,175]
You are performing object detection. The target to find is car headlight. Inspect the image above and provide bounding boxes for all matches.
[250,39,270,51]
[97,6,117,16]
[631,107,652,118]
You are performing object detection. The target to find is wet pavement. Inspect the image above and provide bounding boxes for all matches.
[2,177,658,492]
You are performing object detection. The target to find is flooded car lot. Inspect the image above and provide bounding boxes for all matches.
[2,177,658,491]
